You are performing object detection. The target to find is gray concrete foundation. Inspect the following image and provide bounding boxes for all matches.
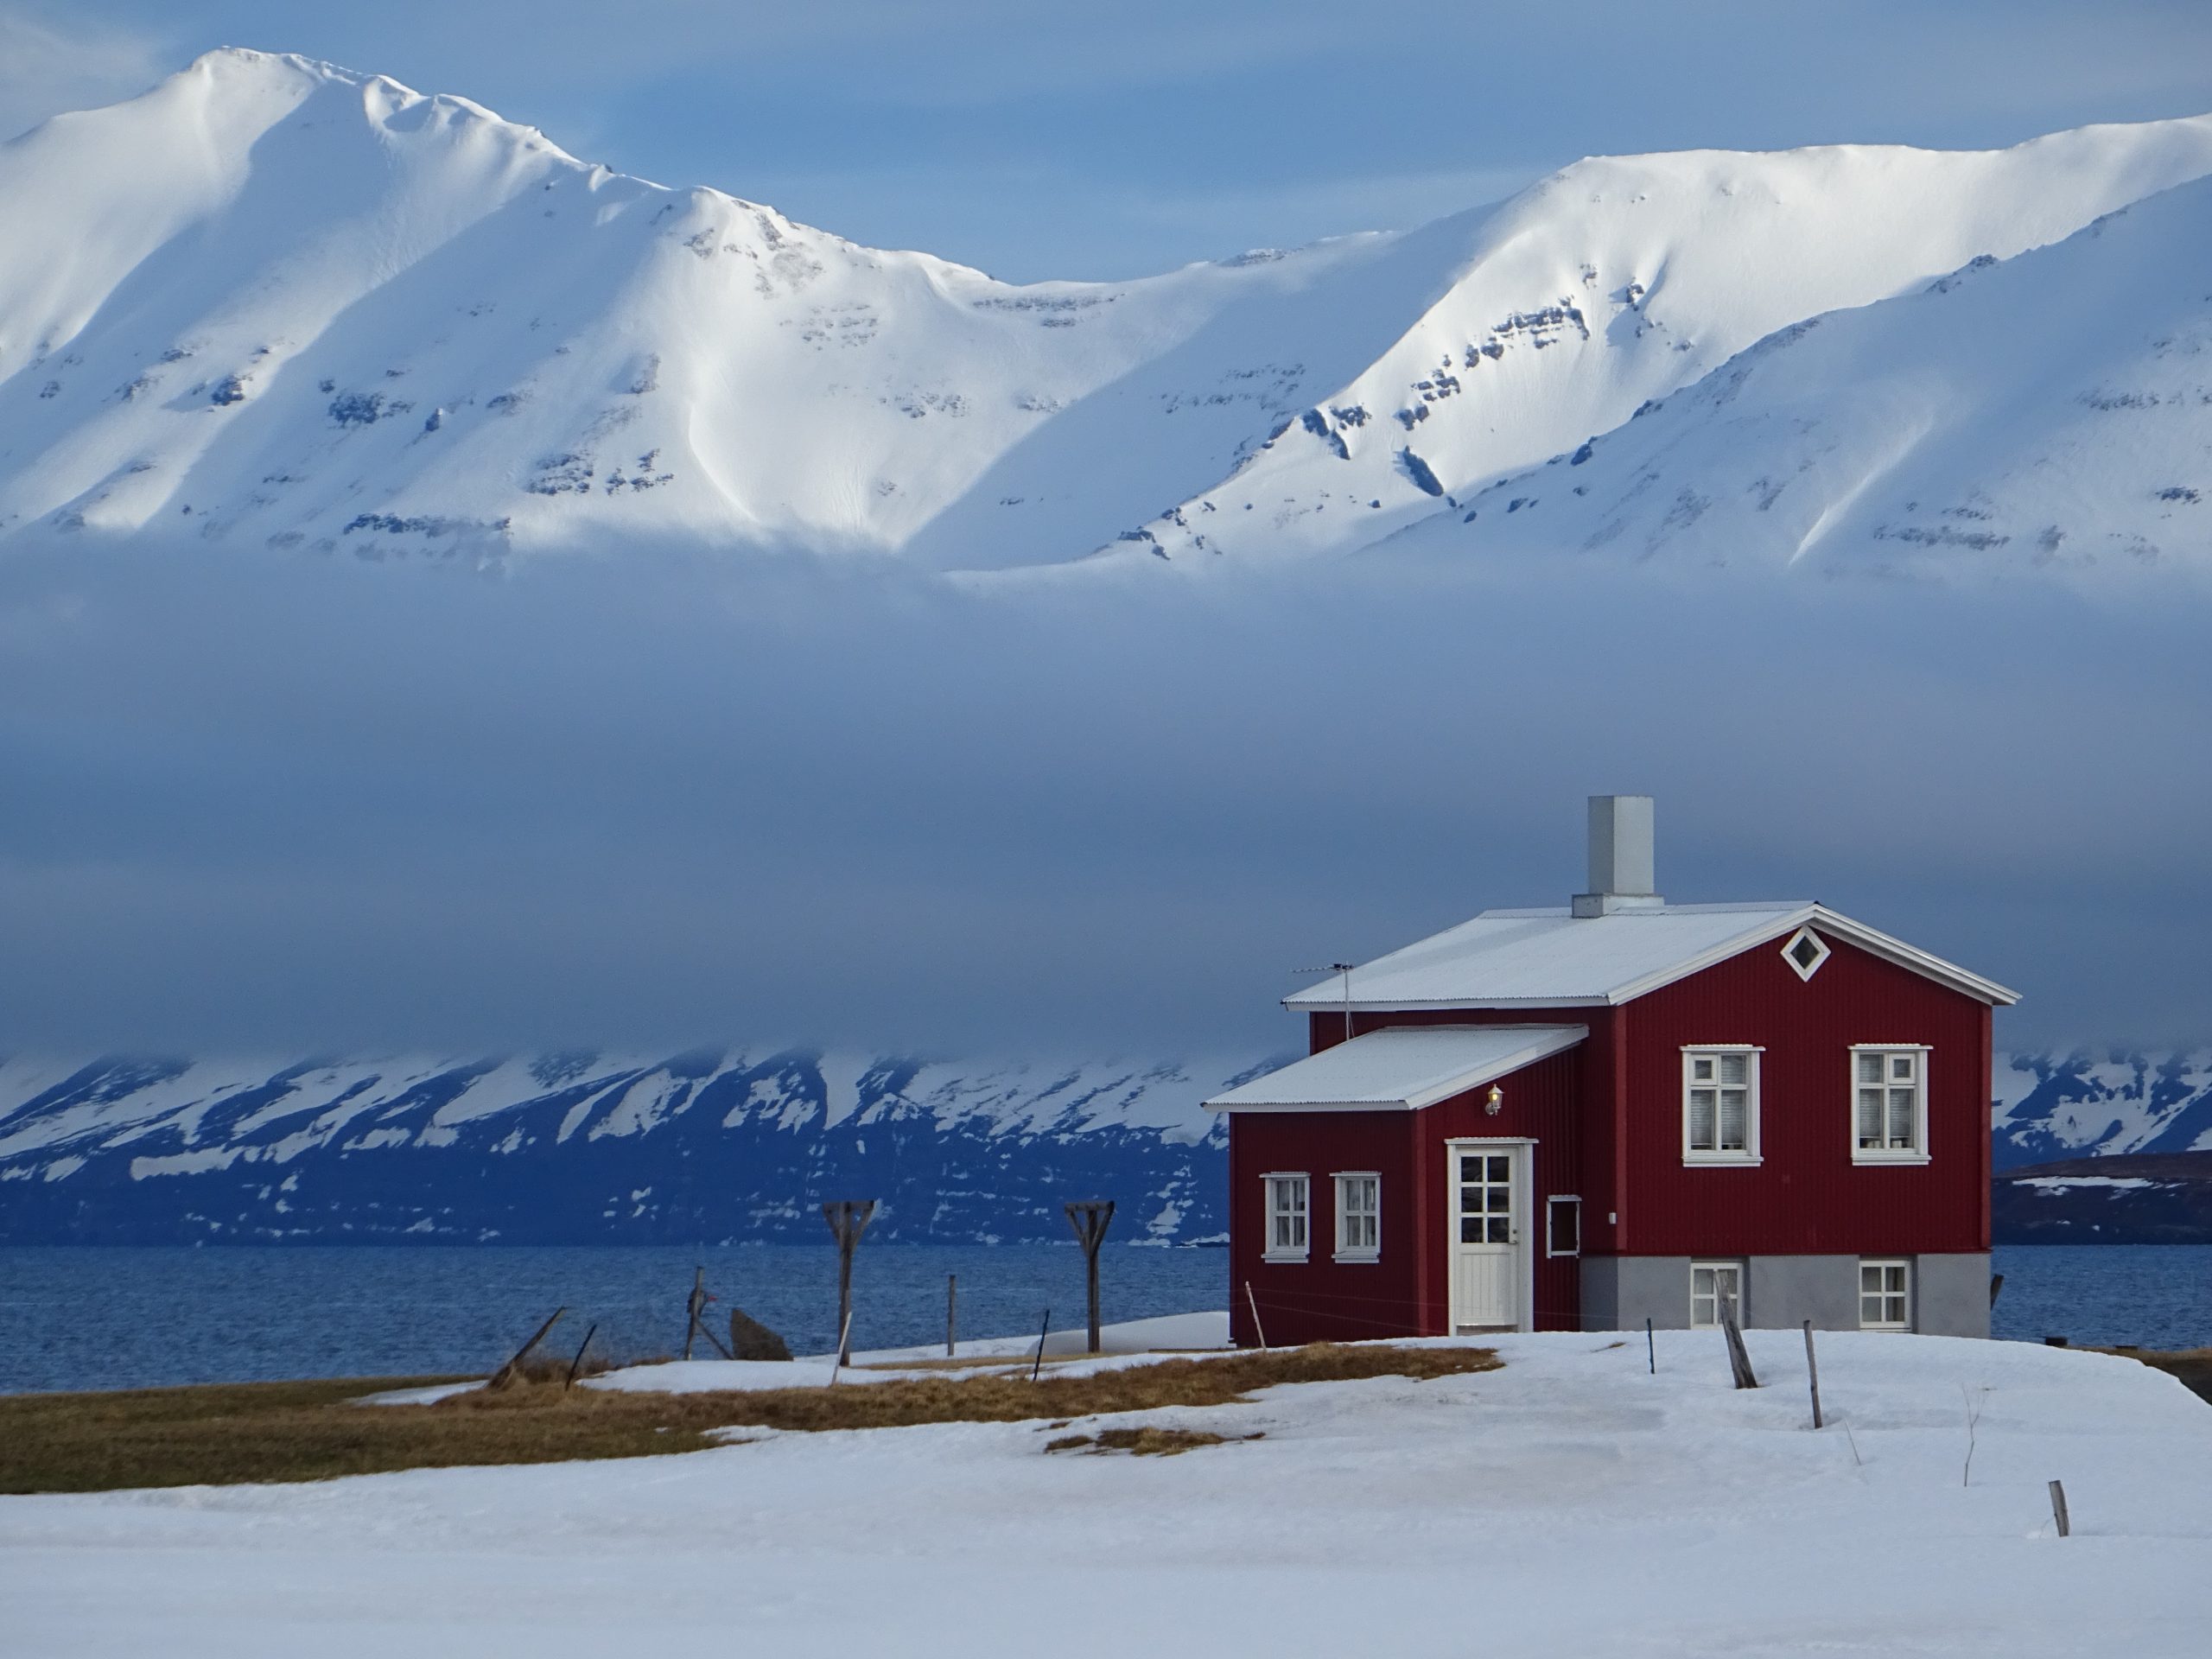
[1582,1252,1992,1336]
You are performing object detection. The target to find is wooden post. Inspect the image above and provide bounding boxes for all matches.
[1646,1316,1655,1375]
[487,1306,565,1390]
[820,1199,877,1366]
[563,1322,599,1389]
[1720,1308,1759,1389]
[1989,1272,2005,1308]
[2048,1478,2070,1537]
[946,1274,957,1358]
[1063,1200,1116,1354]
[1031,1307,1052,1382]
[683,1266,706,1362]
[1802,1319,1823,1428]
[1243,1280,1268,1350]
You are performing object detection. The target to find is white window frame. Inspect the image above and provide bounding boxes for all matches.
[1781,925,1831,982]
[1262,1173,1310,1262]
[1545,1194,1582,1258]
[1859,1259,1912,1330]
[1850,1045,1932,1165]
[1681,1046,1764,1166]
[1332,1171,1380,1262]
[1689,1261,1745,1330]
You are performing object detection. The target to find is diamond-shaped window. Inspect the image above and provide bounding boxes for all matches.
[1783,926,1830,982]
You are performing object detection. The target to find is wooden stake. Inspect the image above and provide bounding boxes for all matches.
[1031,1307,1052,1382]
[1646,1316,1655,1375]
[820,1199,877,1366]
[1063,1200,1116,1354]
[1802,1319,1823,1428]
[829,1306,854,1385]
[1244,1280,1268,1350]
[946,1273,957,1358]
[1720,1307,1759,1389]
[1989,1272,2005,1308]
[2048,1478,2070,1537]
[487,1306,565,1390]
[683,1266,706,1362]
[563,1322,599,1389]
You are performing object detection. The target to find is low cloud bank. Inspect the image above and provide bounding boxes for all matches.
[0,537,2203,1057]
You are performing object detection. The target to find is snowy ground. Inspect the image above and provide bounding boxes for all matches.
[5,1326,2209,1656]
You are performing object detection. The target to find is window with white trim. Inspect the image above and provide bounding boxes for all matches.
[1332,1173,1379,1262]
[1852,1046,1929,1161]
[1263,1173,1309,1261]
[1546,1195,1582,1258]
[1690,1262,1744,1329]
[1781,925,1831,981]
[1859,1260,1910,1330]
[1682,1047,1761,1162]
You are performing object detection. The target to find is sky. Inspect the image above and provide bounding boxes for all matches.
[4,1,2212,281]
[1,539,2205,1060]
[1,2,2209,1065]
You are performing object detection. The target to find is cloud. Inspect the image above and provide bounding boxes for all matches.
[0,534,2204,1059]
[0,6,169,141]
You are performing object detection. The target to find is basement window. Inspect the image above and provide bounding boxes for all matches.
[1690,1262,1745,1329]
[1263,1173,1310,1262]
[1851,1046,1931,1164]
[1859,1260,1911,1330]
[1332,1173,1380,1262]
[1782,925,1831,982]
[1682,1047,1762,1164]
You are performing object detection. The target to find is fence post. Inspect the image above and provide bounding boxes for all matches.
[2048,1478,2070,1537]
[1064,1200,1116,1354]
[1244,1281,1268,1350]
[1720,1307,1759,1389]
[821,1200,877,1366]
[1802,1319,1823,1427]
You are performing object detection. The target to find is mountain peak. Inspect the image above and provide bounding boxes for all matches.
[3,59,2209,579]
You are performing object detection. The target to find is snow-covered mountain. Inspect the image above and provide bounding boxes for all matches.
[0,1049,1255,1246]
[1401,174,2212,575]
[3,48,2209,574]
[2,1044,2204,1246]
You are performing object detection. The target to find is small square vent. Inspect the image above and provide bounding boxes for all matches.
[1783,926,1830,982]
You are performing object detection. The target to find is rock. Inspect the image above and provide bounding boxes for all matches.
[729,1306,792,1362]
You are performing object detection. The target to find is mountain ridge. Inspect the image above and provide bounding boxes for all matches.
[4,49,2210,575]
[3,1044,2205,1245]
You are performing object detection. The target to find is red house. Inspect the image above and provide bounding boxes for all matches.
[1206,797,2017,1344]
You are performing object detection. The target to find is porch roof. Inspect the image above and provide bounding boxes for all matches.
[1202,1024,1586,1114]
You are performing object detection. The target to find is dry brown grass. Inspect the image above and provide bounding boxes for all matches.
[1045,1427,1264,1456]
[2107,1347,2212,1407]
[0,1343,1498,1496]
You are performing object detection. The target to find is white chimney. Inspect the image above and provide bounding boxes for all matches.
[1572,795,1662,918]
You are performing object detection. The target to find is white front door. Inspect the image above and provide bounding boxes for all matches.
[1451,1145,1522,1331]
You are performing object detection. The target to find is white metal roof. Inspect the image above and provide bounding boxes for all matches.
[1204,1024,1587,1113]
[1283,901,2018,1013]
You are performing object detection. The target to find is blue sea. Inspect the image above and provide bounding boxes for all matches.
[0,1243,2206,1395]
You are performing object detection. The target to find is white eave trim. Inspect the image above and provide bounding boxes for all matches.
[1204,1025,1587,1113]
[1281,903,2018,1014]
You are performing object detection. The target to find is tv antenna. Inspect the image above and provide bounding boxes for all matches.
[1297,962,1358,1046]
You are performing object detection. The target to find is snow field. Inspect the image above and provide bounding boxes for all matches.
[6,1327,2209,1656]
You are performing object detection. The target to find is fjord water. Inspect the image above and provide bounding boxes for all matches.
[2,1244,2208,1394]
[0,1243,1226,1394]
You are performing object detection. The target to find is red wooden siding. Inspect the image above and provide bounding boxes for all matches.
[1225,1046,1586,1344]
[1616,932,1990,1256]
[1407,1046,1585,1333]
[1305,927,1992,1262]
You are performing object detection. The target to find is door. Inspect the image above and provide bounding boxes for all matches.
[1451,1146,1521,1331]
